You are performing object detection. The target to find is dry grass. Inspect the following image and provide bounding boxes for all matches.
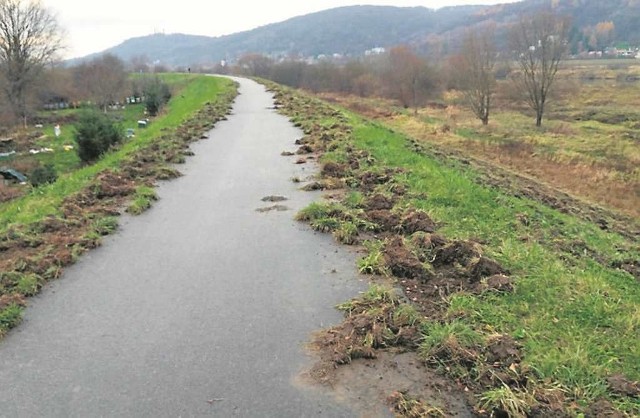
[320,64,640,219]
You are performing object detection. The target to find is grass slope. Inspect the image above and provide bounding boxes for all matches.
[354,121,639,409]
[0,75,232,232]
[273,84,639,416]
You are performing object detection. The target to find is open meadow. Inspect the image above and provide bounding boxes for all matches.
[320,60,640,222]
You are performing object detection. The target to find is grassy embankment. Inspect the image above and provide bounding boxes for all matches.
[321,61,640,221]
[0,75,231,231]
[273,84,639,416]
[0,75,237,336]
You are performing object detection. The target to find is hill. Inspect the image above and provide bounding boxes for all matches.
[79,0,640,67]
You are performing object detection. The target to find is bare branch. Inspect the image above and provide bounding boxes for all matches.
[0,0,63,125]
[509,10,569,127]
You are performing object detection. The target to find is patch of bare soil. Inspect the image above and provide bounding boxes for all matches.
[384,236,432,281]
[367,209,401,233]
[400,209,437,234]
[297,351,474,417]
[366,194,395,211]
[585,399,626,418]
[607,374,640,398]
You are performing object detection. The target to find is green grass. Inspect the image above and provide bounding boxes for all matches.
[0,75,235,233]
[357,240,389,276]
[126,185,158,215]
[478,384,535,418]
[349,118,640,411]
[0,304,23,335]
[283,85,640,413]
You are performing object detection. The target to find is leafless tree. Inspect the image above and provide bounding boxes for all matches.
[0,0,63,126]
[452,27,497,125]
[510,11,569,127]
[236,53,274,78]
[73,54,127,111]
[129,55,150,73]
[383,46,436,113]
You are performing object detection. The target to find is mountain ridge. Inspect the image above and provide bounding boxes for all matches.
[74,1,640,67]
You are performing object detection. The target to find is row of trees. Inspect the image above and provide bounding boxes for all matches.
[0,0,569,129]
[235,11,570,128]
[236,47,437,112]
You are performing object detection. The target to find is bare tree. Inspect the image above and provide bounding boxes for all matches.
[383,46,436,113]
[129,55,150,73]
[0,0,63,126]
[453,27,497,125]
[73,54,127,111]
[510,11,569,127]
[236,53,273,78]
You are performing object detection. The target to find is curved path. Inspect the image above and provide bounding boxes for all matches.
[0,78,366,417]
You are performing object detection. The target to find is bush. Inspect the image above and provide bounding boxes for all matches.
[142,76,172,116]
[29,164,57,187]
[75,111,124,162]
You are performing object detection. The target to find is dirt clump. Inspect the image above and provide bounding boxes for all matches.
[301,181,324,191]
[401,209,437,234]
[256,205,289,213]
[529,389,569,418]
[469,256,507,283]
[321,162,348,178]
[606,374,640,398]
[585,398,625,418]
[358,170,393,192]
[296,144,314,154]
[0,294,26,309]
[611,259,640,281]
[485,334,521,366]
[365,193,395,211]
[473,274,514,294]
[307,288,422,376]
[432,240,482,268]
[35,216,71,234]
[366,209,400,232]
[261,195,288,202]
[92,171,137,199]
[384,236,432,281]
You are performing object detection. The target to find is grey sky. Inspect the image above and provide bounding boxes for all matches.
[43,0,520,59]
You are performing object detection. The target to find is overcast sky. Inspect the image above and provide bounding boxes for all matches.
[43,0,520,59]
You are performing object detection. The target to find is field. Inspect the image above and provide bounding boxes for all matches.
[268,65,640,416]
[0,75,237,336]
[319,61,640,222]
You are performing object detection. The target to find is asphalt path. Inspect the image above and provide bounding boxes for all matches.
[0,77,367,417]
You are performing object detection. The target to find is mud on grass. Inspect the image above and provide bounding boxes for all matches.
[0,80,238,339]
[270,82,640,417]
[302,285,474,417]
